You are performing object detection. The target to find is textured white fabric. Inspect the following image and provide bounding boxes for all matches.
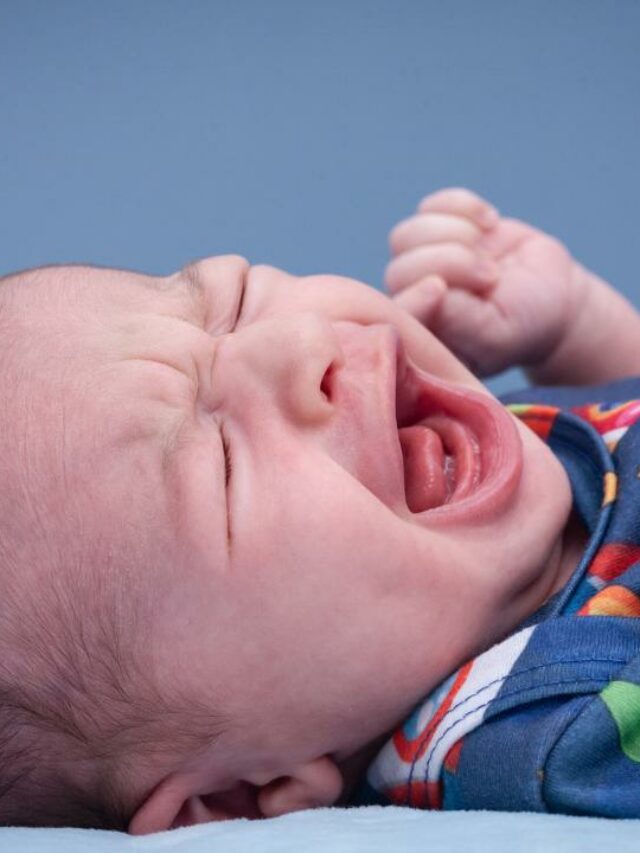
[0,807,639,853]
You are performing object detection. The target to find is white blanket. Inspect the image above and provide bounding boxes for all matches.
[1,806,639,853]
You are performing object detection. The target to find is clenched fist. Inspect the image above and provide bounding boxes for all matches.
[385,187,578,378]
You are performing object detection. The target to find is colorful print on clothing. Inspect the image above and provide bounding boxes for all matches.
[571,400,640,452]
[356,378,640,818]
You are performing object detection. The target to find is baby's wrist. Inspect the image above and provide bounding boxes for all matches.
[525,263,640,386]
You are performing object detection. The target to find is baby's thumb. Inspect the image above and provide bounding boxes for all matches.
[391,275,447,326]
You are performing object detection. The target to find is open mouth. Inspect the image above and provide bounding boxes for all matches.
[393,343,522,521]
[398,415,481,513]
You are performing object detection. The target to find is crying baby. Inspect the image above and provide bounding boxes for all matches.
[1,187,639,832]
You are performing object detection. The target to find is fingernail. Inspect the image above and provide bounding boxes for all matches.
[481,207,499,228]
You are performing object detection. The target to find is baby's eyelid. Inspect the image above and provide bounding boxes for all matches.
[218,421,233,549]
[232,271,248,330]
[220,423,232,486]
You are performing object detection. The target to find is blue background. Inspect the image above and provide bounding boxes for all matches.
[1,0,639,392]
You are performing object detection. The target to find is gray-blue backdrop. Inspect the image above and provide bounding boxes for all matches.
[1,0,638,393]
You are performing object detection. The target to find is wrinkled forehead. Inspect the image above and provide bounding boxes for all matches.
[1,261,209,323]
[0,262,232,577]
[0,260,223,491]
[0,255,249,322]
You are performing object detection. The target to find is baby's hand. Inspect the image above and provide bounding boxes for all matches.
[385,188,579,377]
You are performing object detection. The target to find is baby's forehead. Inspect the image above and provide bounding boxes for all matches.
[1,260,215,460]
[1,263,218,552]
[3,262,205,322]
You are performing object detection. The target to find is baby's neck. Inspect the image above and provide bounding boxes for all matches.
[336,731,393,805]
[543,506,590,603]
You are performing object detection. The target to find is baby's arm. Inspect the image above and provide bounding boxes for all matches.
[385,187,640,386]
[525,262,640,385]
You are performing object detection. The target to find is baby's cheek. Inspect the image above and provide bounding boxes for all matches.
[308,274,483,389]
[389,302,484,389]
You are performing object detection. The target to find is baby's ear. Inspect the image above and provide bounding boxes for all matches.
[127,756,344,835]
[254,755,343,818]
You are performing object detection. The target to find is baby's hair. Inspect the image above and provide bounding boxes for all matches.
[0,268,230,829]
[0,570,228,830]
[0,577,232,829]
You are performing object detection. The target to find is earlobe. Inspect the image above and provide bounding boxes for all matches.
[128,774,191,836]
[255,756,344,818]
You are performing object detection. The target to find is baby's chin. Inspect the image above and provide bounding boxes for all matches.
[477,412,573,609]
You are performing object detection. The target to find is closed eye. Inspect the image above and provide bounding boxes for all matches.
[220,424,233,550]
[234,271,247,328]
[217,270,244,546]
[221,425,232,485]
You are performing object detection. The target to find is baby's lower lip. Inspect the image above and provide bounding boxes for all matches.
[397,356,523,524]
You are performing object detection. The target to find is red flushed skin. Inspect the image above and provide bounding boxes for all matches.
[395,343,524,525]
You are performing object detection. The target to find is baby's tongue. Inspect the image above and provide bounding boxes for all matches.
[398,424,450,512]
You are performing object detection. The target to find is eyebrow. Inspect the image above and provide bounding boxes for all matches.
[178,262,206,301]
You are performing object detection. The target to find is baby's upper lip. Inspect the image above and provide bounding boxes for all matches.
[332,323,523,524]
[330,323,407,511]
[391,337,524,523]
[332,322,522,523]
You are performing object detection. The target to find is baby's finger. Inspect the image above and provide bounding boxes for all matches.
[418,188,499,231]
[426,287,506,377]
[385,243,498,295]
[391,275,447,325]
[389,212,482,256]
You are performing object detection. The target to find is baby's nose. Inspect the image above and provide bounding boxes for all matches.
[233,312,345,425]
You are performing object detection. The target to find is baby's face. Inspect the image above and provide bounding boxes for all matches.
[3,257,571,795]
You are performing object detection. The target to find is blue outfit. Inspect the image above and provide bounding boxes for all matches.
[352,377,640,818]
